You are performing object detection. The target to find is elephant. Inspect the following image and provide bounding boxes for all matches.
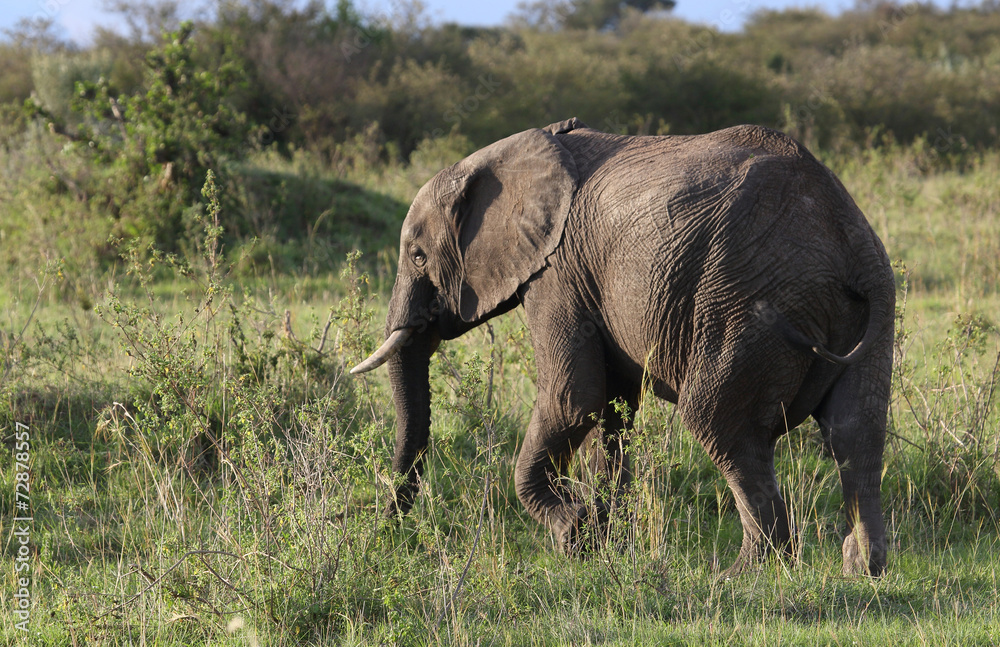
[351,118,894,577]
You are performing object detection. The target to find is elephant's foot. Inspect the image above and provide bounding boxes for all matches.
[720,528,794,579]
[841,531,887,577]
[719,555,758,580]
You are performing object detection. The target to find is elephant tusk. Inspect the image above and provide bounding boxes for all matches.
[350,327,415,374]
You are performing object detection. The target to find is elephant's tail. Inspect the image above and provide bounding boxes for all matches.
[755,297,881,366]
[823,223,897,365]
[809,295,888,365]
[755,267,895,366]
[757,203,896,366]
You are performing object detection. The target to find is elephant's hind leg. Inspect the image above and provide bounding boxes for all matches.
[814,340,891,576]
[679,414,796,575]
[678,342,806,576]
[714,438,794,576]
[584,376,641,504]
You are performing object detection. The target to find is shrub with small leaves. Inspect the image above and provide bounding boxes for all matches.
[27,21,259,248]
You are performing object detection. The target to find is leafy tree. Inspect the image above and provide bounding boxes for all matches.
[1,17,67,53]
[101,0,187,43]
[27,21,258,246]
[204,0,390,151]
[516,0,676,31]
[0,18,69,106]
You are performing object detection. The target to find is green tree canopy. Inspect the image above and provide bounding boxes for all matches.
[517,0,677,31]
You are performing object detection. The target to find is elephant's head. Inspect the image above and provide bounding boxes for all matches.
[351,125,580,515]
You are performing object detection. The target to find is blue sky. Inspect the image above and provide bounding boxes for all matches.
[0,0,958,44]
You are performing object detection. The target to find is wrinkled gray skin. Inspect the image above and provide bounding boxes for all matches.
[354,118,894,577]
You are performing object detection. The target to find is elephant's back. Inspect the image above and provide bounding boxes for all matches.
[561,126,875,394]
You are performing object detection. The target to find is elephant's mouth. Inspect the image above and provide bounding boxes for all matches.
[350,327,415,374]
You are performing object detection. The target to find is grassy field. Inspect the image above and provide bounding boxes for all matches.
[2,138,999,645]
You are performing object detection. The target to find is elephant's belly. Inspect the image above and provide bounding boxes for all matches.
[648,379,679,404]
[602,313,689,404]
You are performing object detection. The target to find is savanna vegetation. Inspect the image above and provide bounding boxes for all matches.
[1,0,999,644]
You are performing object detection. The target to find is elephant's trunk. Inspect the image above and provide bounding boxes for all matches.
[384,330,436,516]
[358,274,441,516]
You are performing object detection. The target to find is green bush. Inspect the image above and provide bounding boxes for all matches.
[30,49,115,127]
[353,58,466,155]
[26,22,257,249]
[624,50,782,135]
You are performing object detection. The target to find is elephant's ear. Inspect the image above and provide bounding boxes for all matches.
[441,128,579,323]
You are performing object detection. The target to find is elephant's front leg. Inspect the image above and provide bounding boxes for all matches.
[514,360,612,552]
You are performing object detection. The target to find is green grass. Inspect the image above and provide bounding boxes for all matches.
[2,142,999,645]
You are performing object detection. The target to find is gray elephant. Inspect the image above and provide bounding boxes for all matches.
[352,118,894,577]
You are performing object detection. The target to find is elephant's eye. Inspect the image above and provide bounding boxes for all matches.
[412,249,427,267]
